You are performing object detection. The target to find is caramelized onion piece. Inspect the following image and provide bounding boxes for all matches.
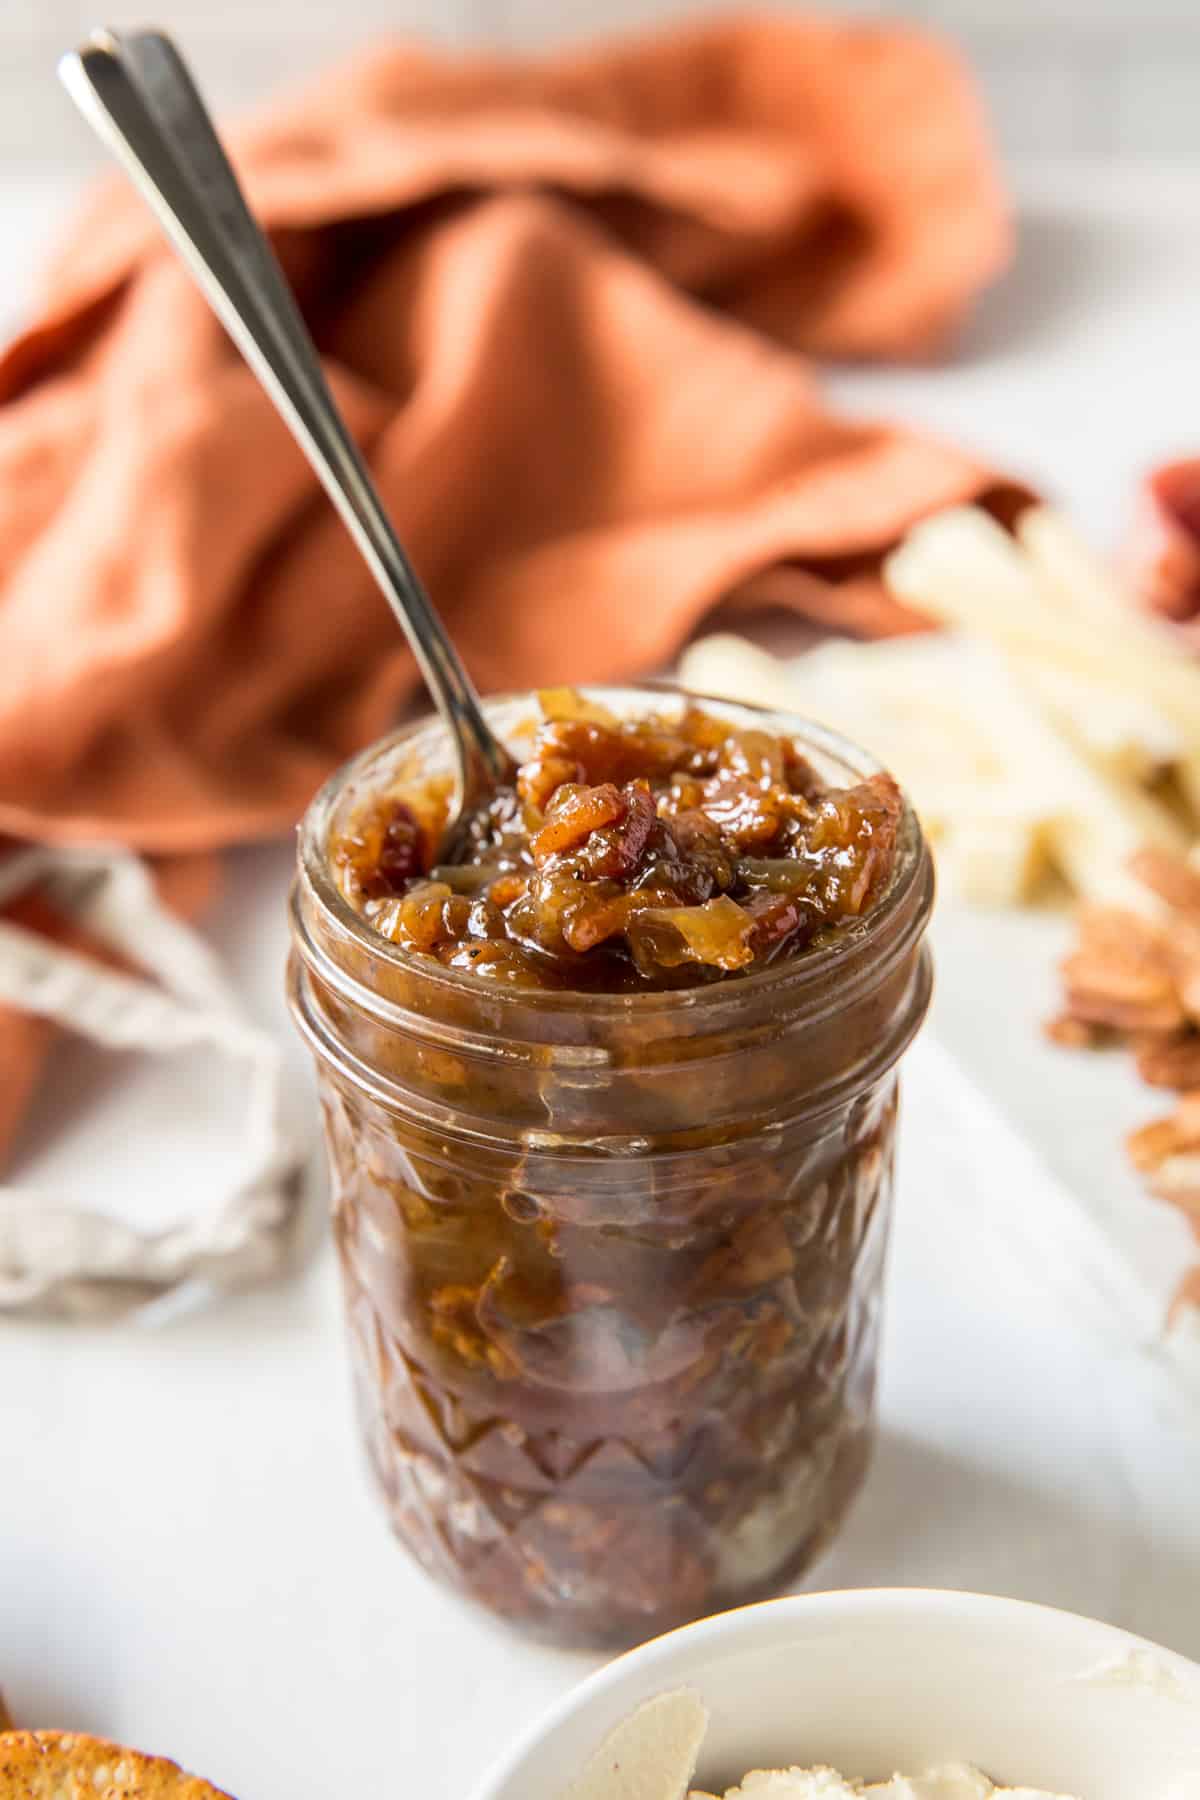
[332,695,903,990]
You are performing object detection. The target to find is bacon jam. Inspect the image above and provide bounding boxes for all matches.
[295,688,931,1648]
[332,689,903,989]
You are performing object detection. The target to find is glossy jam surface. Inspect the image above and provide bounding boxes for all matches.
[331,690,903,992]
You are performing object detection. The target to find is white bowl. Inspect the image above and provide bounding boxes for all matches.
[471,1590,1200,1800]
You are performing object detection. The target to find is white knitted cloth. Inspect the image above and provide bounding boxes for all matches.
[0,845,307,1317]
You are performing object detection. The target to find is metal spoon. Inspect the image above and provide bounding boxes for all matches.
[59,28,516,855]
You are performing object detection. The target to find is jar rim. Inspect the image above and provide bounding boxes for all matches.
[294,683,930,1024]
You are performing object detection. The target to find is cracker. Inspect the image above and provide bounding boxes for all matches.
[0,1731,234,1798]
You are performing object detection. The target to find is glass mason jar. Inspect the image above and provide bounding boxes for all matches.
[288,687,933,1649]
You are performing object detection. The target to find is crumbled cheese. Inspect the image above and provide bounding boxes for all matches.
[690,1764,1077,1800]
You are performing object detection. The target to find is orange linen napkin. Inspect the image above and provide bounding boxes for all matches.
[0,11,1012,1165]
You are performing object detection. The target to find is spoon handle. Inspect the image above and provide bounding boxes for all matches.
[60,29,513,799]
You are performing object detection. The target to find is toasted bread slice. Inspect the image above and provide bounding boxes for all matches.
[0,1731,234,1797]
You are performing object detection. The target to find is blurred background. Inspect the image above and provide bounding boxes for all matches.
[10,0,1200,174]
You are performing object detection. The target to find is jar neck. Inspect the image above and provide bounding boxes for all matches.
[287,689,935,1146]
[289,826,932,1149]
[294,812,930,1037]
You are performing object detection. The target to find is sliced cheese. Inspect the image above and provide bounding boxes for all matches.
[886,506,1200,813]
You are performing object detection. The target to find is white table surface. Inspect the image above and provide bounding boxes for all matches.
[4,161,1200,1799]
